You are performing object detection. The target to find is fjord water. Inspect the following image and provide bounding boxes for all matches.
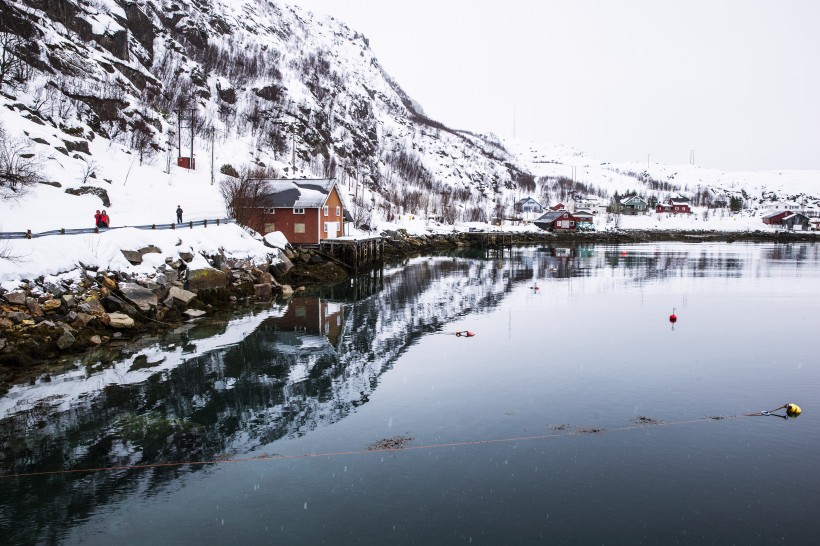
[1,243,819,545]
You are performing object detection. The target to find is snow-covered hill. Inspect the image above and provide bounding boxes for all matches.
[1,0,818,284]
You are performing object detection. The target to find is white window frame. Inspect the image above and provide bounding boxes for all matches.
[293,208,305,215]
[336,206,341,216]
[323,206,329,216]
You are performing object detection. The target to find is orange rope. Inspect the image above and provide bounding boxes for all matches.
[0,414,748,480]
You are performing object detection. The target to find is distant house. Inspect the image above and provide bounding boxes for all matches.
[572,209,594,229]
[762,211,810,230]
[655,197,691,214]
[761,200,801,212]
[618,195,648,214]
[571,195,606,215]
[550,203,566,211]
[514,197,544,219]
[782,212,810,231]
[534,210,577,232]
[247,179,346,244]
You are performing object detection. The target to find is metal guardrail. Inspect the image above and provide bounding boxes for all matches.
[0,218,235,239]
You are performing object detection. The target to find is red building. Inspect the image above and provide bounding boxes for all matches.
[247,179,346,244]
[533,210,577,232]
[655,197,691,214]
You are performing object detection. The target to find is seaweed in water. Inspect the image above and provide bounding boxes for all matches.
[632,416,664,425]
[367,435,414,451]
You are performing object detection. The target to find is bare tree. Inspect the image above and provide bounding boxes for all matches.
[0,31,28,90]
[219,167,274,230]
[0,123,43,200]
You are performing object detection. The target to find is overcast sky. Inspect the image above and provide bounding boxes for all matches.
[288,0,820,171]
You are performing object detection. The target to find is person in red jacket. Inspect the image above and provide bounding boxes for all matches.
[100,210,110,228]
[94,210,103,228]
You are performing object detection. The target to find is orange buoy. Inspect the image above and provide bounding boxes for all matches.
[669,308,677,323]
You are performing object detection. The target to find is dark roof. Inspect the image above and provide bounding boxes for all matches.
[534,210,570,224]
[670,197,690,204]
[258,179,336,208]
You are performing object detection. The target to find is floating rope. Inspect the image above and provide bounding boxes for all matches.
[0,405,800,480]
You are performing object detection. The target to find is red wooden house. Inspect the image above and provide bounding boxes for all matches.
[249,179,346,244]
[533,210,577,232]
[655,197,691,214]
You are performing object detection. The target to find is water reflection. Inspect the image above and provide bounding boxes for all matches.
[0,242,816,544]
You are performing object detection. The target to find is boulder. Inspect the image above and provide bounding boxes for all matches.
[168,286,197,305]
[26,299,44,317]
[120,249,143,265]
[183,309,207,319]
[89,335,102,345]
[101,276,117,290]
[43,299,62,312]
[56,331,76,350]
[0,317,13,329]
[187,267,228,291]
[280,284,294,298]
[4,291,27,305]
[269,250,293,282]
[108,312,135,329]
[71,312,96,329]
[254,283,273,299]
[120,282,158,312]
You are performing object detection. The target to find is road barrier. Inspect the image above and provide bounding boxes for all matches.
[0,218,235,239]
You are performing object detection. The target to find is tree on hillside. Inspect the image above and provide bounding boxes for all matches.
[730,196,743,212]
[0,31,29,90]
[219,167,273,230]
[0,123,43,200]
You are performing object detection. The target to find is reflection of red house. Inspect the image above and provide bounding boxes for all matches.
[655,197,691,214]
[247,179,346,244]
[276,296,345,348]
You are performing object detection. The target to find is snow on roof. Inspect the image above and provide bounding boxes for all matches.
[260,179,336,208]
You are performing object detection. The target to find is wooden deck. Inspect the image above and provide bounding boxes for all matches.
[320,237,385,274]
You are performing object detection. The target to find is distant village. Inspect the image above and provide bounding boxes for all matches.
[514,194,819,233]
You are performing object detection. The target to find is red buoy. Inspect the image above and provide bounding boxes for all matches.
[456,331,475,337]
[669,308,677,323]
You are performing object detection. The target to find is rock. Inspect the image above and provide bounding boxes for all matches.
[280,284,294,298]
[101,276,117,290]
[71,312,95,329]
[89,335,102,345]
[169,286,197,305]
[0,338,6,351]
[26,299,44,317]
[7,312,30,323]
[43,299,62,312]
[254,283,273,299]
[4,291,27,305]
[256,271,274,285]
[269,249,294,282]
[179,251,194,262]
[62,294,76,307]
[187,267,228,291]
[121,249,143,265]
[108,312,135,329]
[56,331,76,350]
[183,309,207,319]
[120,282,158,312]
[0,318,13,329]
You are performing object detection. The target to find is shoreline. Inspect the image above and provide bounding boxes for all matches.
[1,229,817,394]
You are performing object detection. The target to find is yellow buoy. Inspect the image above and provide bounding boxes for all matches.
[786,403,802,417]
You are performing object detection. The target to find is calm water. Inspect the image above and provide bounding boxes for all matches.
[1,242,819,545]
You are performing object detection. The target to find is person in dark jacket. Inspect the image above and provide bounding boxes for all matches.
[176,205,183,224]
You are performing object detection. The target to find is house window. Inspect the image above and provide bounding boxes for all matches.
[323,222,328,233]
[323,206,329,216]
[294,223,305,233]
[570,221,575,227]
[264,208,275,214]
[336,206,341,216]
[294,208,305,214]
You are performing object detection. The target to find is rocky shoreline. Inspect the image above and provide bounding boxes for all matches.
[0,228,816,394]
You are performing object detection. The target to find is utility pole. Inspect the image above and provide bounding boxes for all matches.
[291,131,295,171]
[189,108,195,170]
[210,129,215,185]
[690,149,695,165]
[647,154,651,169]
